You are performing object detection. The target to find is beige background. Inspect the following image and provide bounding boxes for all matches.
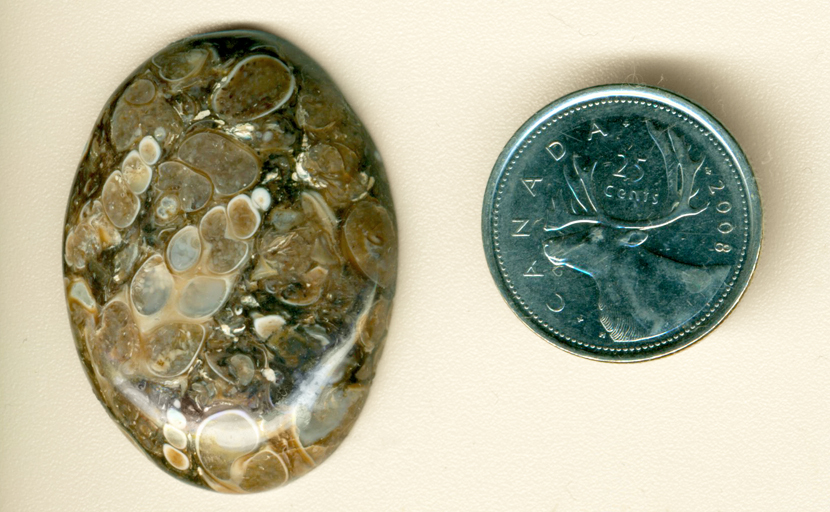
[1,1,828,510]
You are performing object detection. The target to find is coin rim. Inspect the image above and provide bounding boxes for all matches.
[481,84,763,362]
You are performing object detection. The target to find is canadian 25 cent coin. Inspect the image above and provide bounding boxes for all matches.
[482,85,762,361]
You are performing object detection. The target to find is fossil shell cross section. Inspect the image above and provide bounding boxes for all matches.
[63,30,396,493]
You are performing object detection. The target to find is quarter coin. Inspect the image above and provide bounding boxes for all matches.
[482,85,762,361]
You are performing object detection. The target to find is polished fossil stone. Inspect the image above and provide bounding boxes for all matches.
[63,30,396,493]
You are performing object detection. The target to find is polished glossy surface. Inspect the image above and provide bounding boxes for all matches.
[483,85,761,361]
[63,30,396,492]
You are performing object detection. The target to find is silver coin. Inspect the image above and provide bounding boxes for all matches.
[482,85,762,362]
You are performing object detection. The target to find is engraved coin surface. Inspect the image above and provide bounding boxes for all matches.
[482,85,761,361]
[63,30,397,492]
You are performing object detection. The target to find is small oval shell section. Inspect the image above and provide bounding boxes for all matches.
[178,132,260,195]
[235,449,288,492]
[163,444,191,471]
[212,55,294,122]
[207,239,248,274]
[95,301,139,366]
[196,410,260,481]
[178,276,228,318]
[164,424,188,450]
[138,135,162,164]
[227,195,260,239]
[144,323,205,377]
[110,88,182,152]
[166,226,201,273]
[200,206,228,242]
[154,48,209,82]
[102,171,140,228]
[342,200,397,288]
[157,161,212,212]
[123,78,156,105]
[131,255,174,316]
[121,151,153,194]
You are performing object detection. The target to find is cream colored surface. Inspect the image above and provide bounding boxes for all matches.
[1,1,828,510]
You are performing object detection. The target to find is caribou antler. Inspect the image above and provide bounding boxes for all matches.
[544,121,708,232]
[645,120,708,224]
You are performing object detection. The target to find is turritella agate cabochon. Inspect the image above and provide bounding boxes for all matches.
[63,30,396,493]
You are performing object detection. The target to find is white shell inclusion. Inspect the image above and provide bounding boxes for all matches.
[166,408,187,430]
[69,279,96,311]
[250,187,271,211]
[166,225,201,273]
[253,314,286,340]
